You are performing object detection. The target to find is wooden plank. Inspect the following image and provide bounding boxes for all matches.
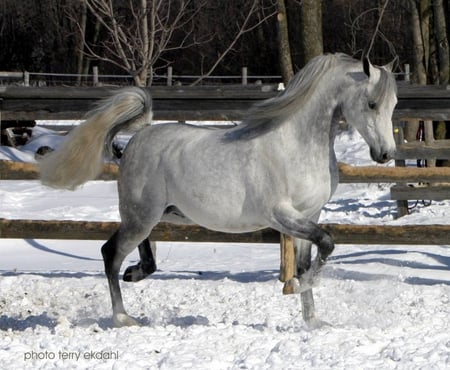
[338,163,450,183]
[0,219,280,243]
[1,219,450,245]
[0,160,40,179]
[0,85,277,121]
[1,85,450,121]
[397,83,450,98]
[2,103,448,121]
[0,72,24,79]
[395,141,450,160]
[0,85,278,99]
[322,224,450,245]
[4,160,450,184]
[393,109,450,121]
[0,98,254,121]
[0,83,447,99]
[390,184,450,200]
[0,161,117,180]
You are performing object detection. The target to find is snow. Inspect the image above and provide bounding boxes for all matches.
[0,122,449,369]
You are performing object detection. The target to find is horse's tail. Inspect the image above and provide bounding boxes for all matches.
[39,87,152,190]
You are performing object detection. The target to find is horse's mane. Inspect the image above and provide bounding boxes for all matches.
[224,53,359,141]
[371,66,398,108]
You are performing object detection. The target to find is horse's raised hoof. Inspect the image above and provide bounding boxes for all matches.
[283,276,317,295]
[123,262,156,282]
[113,313,141,327]
[283,277,301,294]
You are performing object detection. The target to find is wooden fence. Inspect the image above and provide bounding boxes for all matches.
[1,84,450,292]
[0,67,282,87]
[2,84,450,202]
[0,85,276,121]
[2,83,450,203]
[2,84,450,204]
[2,160,450,245]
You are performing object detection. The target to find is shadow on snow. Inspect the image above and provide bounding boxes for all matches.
[328,248,450,286]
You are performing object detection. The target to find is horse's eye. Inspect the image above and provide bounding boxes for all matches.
[368,101,377,110]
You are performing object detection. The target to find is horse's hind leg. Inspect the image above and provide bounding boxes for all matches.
[102,222,156,327]
[123,239,157,282]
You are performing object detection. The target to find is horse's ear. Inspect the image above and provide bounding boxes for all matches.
[383,55,398,72]
[363,56,371,78]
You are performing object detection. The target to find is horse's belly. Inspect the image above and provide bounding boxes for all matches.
[169,191,267,233]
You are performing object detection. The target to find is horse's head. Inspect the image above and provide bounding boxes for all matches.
[340,57,398,163]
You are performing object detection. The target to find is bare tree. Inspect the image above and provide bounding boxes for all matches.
[299,0,323,64]
[433,0,449,84]
[75,0,88,85]
[407,0,428,84]
[81,0,207,86]
[277,0,294,83]
[191,0,277,85]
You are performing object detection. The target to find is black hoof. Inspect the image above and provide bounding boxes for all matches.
[123,262,156,282]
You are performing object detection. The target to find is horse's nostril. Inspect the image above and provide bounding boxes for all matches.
[382,152,389,161]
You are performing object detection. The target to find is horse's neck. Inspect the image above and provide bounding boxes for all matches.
[290,83,340,148]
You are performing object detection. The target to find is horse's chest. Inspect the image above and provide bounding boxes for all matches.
[289,168,335,214]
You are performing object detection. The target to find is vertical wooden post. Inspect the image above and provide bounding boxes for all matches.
[241,67,248,85]
[404,64,410,82]
[167,66,173,86]
[24,71,30,87]
[92,66,99,86]
[425,120,436,167]
[279,233,296,294]
[394,121,409,217]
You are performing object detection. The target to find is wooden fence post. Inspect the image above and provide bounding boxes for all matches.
[424,120,436,167]
[404,64,410,82]
[24,71,30,87]
[241,67,248,85]
[393,121,409,217]
[92,66,99,86]
[167,66,173,86]
[279,233,296,294]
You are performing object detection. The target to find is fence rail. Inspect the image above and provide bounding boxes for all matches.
[0,67,282,87]
[4,160,450,184]
[1,84,450,121]
[1,219,449,245]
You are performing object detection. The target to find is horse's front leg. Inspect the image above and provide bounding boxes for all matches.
[294,238,316,322]
[272,204,334,297]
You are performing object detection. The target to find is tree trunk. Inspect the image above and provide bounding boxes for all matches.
[433,0,449,84]
[299,0,323,64]
[76,0,87,86]
[420,0,432,75]
[276,0,294,84]
[408,0,427,84]
[432,0,449,150]
[82,16,101,85]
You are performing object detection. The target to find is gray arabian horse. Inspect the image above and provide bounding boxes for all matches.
[39,53,398,327]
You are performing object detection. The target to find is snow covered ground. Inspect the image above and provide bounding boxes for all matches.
[0,123,449,369]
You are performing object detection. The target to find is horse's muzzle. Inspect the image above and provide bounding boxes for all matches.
[370,148,396,164]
